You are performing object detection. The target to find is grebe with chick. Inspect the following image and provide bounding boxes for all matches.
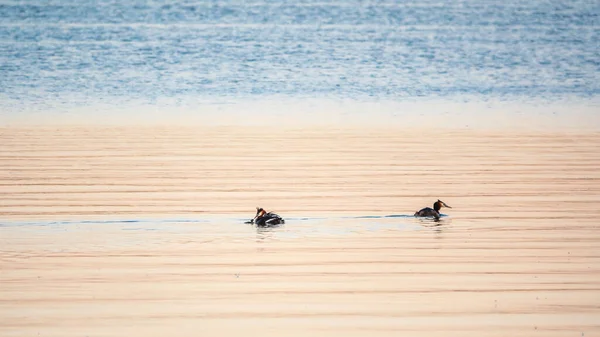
[414,200,452,219]
[249,207,285,227]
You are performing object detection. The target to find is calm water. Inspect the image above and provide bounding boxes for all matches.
[1,0,599,116]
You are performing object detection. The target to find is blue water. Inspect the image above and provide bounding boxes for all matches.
[1,0,599,116]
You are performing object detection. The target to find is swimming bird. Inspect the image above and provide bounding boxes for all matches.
[250,207,285,227]
[414,200,452,219]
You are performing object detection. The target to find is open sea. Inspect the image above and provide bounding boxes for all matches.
[1,0,599,121]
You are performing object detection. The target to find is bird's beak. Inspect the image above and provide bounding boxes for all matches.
[443,203,452,208]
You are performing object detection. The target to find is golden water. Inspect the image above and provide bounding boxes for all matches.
[1,126,599,336]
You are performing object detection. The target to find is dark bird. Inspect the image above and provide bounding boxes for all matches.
[249,207,285,227]
[414,200,452,220]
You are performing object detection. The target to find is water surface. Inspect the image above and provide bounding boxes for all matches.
[1,0,598,119]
